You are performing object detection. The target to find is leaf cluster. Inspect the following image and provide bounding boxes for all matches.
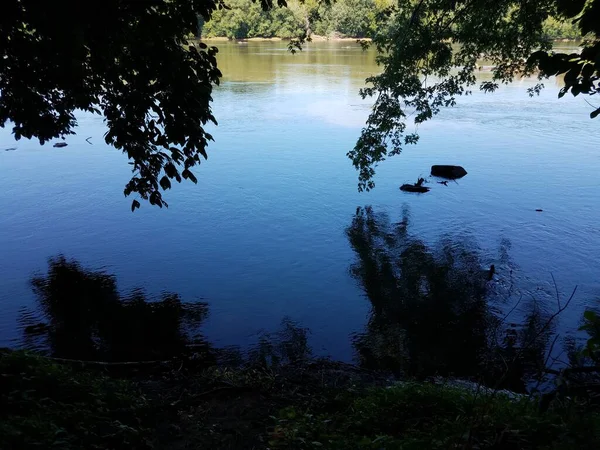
[349,0,599,191]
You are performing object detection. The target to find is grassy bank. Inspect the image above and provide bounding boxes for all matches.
[2,350,600,449]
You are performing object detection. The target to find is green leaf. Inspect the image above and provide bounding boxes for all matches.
[591,108,600,119]
[131,200,141,212]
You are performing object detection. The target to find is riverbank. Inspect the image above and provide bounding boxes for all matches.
[200,34,371,42]
[2,349,599,449]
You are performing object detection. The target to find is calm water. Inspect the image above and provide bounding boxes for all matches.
[1,41,599,362]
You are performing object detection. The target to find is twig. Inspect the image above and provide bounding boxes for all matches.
[492,285,578,394]
[532,334,560,394]
[531,285,578,344]
[85,136,92,145]
[584,98,599,110]
[500,294,523,324]
[547,350,566,371]
[551,273,560,310]
[544,334,561,371]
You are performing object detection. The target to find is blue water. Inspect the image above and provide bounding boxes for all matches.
[1,41,599,360]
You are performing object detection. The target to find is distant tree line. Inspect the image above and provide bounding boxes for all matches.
[541,16,582,40]
[199,0,582,40]
[200,0,393,39]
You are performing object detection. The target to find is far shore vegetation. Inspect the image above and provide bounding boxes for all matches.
[198,0,582,41]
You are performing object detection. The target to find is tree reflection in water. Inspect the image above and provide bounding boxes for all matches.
[19,256,215,362]
[18,256,314,369]
[17,227,552,390]
[347,206,550,391]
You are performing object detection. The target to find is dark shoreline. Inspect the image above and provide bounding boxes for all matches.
[2,349,599,449]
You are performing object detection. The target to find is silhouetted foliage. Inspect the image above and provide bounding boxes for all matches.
[530,0,600,113]
[347,206,550,390]
[349,0,600,191]
[563,307,600,385]
[0,0,288,210]
[20,256,214,362]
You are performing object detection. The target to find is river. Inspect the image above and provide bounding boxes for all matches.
[0,41,598,366]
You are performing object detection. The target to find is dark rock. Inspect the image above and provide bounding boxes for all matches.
[400,184,430,193]
[4,147,17,152]
[535,209,543,212]
[24,323,49,334]
[431,165,467,179]
[53,142,68,148]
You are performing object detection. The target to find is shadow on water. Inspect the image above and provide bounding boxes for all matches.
[17,256,313,368]
[346,206,552,391]
[16,229,558,391]
[18,256,216,363]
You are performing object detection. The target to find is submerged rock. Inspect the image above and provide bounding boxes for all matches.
[53,142,68,148]
[431,165,467,179]
[24,322,49,334]
[400,184,430,193]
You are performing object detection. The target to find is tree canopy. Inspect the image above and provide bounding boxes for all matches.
[349,0,600,190]
[0,0,280,210]
[1,1,598,207]
[201,0,305,39]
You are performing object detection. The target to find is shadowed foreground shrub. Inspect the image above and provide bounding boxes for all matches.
[0,350,153,450]
[269,383,600,449]
[3,350,600,449]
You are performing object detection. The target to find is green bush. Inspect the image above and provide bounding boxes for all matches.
[269,383,600,449]
[0,351,152,450]
[202,0,304,39]
[543,16,581,40]
[330,0,378,38]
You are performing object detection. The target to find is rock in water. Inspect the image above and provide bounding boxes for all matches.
[400,184,430,193]
[431,165,467,179]
[53,142,68,148]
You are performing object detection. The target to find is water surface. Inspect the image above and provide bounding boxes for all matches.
[1,41,599,362]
